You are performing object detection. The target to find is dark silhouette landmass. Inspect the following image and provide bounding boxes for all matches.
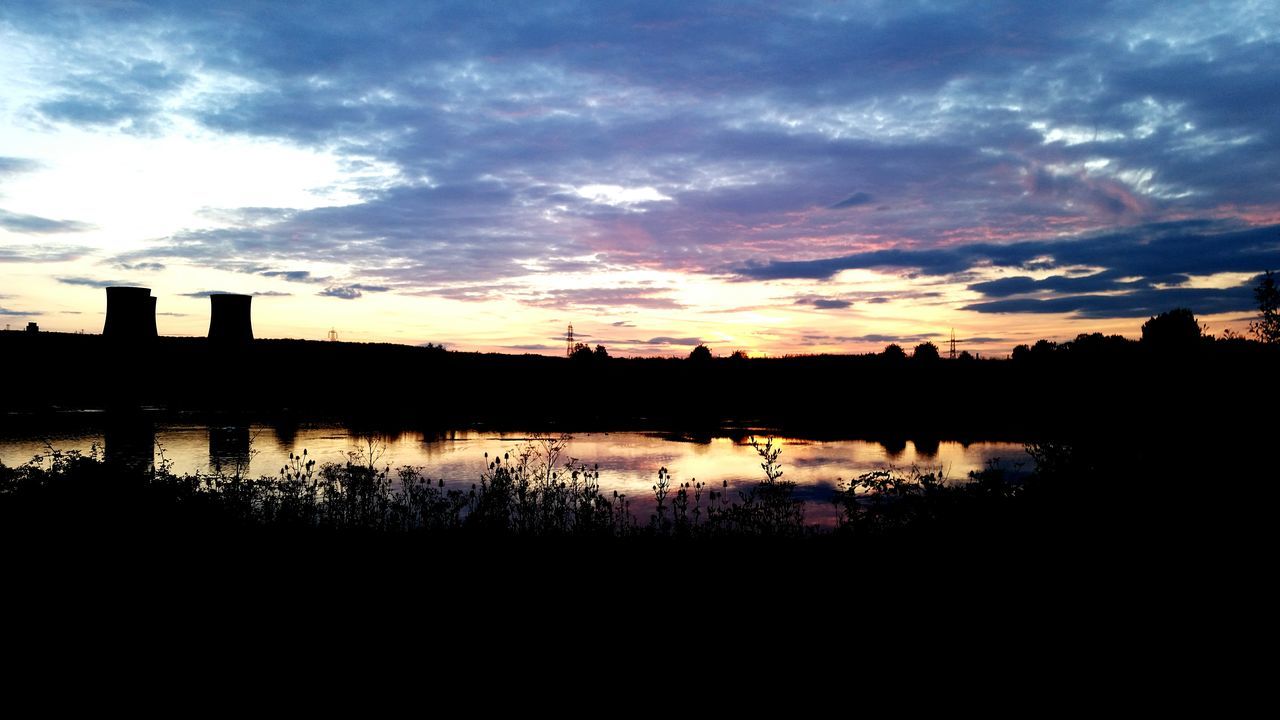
[1,326,1274,443]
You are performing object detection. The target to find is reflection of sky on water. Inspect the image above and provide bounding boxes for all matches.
[1,426,1031,526]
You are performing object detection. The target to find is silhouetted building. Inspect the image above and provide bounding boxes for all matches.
[208,293,253,343]
[103,286,158,341]
[25,322,38,333]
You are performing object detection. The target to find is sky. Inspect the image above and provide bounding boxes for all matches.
[1,1,1278,357]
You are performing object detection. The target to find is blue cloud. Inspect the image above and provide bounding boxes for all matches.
[0,247,88,263]
[967,271,1157,298]
[36,60,189,133]
[179,290,293,298]
[318,284,389,300]
[795,296,853,310]
[829,192,873,209]
[739,221,1280,283]
[0,209,93,234]
[260,270,319,283]
[963,284,1256,318]
[643,337,703,346]
[57,277,125,289]
[318,287,356,300]
[523,287,684,310]
[0,157,39,175]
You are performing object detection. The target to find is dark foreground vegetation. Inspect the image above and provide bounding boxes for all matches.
[1,303,1274,590]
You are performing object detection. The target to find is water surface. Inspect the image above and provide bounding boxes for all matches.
[1,422,1032,525]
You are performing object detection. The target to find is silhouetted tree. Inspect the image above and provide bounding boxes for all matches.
[1010,339,1061,361]
[729,349,749,361]
[688,344,712,361]
[1064,332,1131,356]
[1031,339,1058,356]
[882,343,906,360]
[1141,308,1202,350]
[1250,270,1279,344]
[594,344,609,359]
[912,341,940,361]
[570,342,594,360]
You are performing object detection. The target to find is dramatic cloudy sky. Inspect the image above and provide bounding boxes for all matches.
[2,1,1277,355]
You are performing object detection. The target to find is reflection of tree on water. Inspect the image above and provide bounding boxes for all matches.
[875,436,939,458]
[209,424,252,476]
[879,437,906,458]
[913,436,940,458]
[271,420,298,451]
[419,429,461,444]
[104,413,154,474]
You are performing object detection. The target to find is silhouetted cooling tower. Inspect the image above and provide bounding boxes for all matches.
[208,293,253,343]
[103,286,158,341]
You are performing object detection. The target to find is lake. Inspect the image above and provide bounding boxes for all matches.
[0,419,1032,525]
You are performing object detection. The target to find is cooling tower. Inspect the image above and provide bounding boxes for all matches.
[103,286,158,341]
[208,293,253,343]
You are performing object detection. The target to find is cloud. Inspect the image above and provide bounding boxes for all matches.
[963,283,1256,318]
[522,287,684,310]
[179,290,294,298]
[33,2,1251,293]
[966,271,1156,298]
[260,270,321,283]
[829,192,873,209]
[641,336,703,346]
[0,157,39,176]
[839,333,943,345]
[114,262,166,272]
[795,296,852,310]
[413,284,506,303]
[4,0,1280,334]
[36,59,189,134]
[0,306,35,316]
[318,284,389,300]
[57,276,125,289]
[738,221,1280,285]
[0,209,93,234]
[0,246,88,263]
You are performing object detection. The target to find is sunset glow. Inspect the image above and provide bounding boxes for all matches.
[2,2,1277,355]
